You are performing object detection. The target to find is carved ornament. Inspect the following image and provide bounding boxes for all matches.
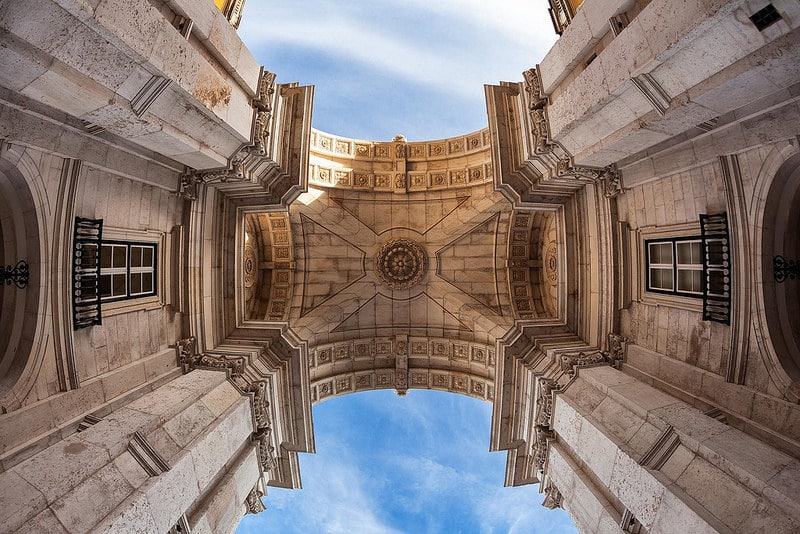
[246,486,266,515]
[530,424,555,472]
[374,238,427,290]
[535,377,561,428]
[198,353,246,378]
[178,69,278,199]
[559,350,606,376]
[520,67,623,198]
[542,482,563,510]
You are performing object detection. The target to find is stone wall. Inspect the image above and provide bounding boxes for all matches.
[0,370,258,533]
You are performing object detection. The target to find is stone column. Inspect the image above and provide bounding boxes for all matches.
[546,364,800,533]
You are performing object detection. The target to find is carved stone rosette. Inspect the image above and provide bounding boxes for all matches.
[374,238,427,290]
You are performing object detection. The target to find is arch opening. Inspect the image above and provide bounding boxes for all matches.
[235,389,576,533]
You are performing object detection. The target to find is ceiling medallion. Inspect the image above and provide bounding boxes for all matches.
[375,238,427,289]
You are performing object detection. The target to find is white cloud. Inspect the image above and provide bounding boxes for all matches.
[238,1,556,100]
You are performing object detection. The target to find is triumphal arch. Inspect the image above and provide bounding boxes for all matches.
[1,0,800,532]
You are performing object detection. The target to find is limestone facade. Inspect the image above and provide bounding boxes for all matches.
[0,0,799,533]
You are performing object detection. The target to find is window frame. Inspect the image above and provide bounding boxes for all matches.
[645,237,704,298]
[95,227,167,317]
[634,222,704,312]
[98,240,158,303]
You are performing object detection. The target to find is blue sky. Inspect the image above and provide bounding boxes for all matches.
[236,390,577,534]
[235,2,573,532]
[238,0,557,141]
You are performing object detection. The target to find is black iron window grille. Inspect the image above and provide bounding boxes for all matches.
[72,217,103,330]
[1,260,29,288]
[700,213,731,325]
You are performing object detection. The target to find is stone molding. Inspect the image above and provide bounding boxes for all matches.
[128,430,171,477]
[521,67,622,199]
[179,69,311,208]
[179,70,277,198]
[513,332,626,491]
[486,69,622,208]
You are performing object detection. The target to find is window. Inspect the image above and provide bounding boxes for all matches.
[645,238,703,297]
[749,4,781,31]
[98,241,157,301]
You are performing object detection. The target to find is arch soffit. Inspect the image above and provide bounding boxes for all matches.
[308,336,497,405]
[749,142,800,401]
[0,145,50,411]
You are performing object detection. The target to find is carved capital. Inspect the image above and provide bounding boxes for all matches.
[542,482,563,510]
[246,485,266,515]
[247,379,272,431]
[560,350,606,376]
[175,336,198,370]
[197,353,246,378]
[535,377,560,428]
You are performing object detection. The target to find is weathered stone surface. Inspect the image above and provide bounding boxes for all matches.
[13,435,111,504]
[50,462,135,532]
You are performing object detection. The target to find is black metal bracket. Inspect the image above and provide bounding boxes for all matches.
[774,255,799,283]
[0,260,29,288]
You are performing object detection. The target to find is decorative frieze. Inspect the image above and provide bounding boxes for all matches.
[308,127,494,194]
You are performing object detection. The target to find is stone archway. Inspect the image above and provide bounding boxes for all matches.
[759,152,800,392]
[0,157,41,411]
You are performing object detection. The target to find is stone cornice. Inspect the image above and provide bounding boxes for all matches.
[179,69,312,209]
[486,68,622,208]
